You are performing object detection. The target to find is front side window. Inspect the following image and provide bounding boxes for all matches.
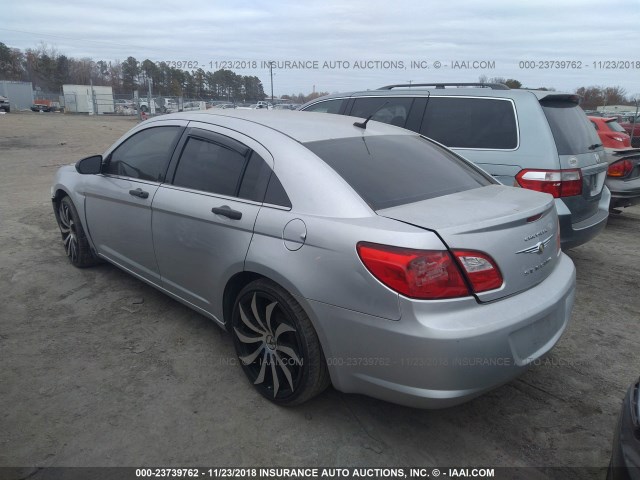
[420,97,518,149]
[302,99,344,114]
[104,126,182,181]
[173,137,247,197]
[350,97,413,127]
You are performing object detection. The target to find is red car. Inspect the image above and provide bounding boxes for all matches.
[589,116,631,148]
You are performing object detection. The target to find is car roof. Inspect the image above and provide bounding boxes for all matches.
[302,86,578,104]
[153,110,417,143]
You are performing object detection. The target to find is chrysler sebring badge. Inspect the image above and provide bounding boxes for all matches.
[516,235,553,255]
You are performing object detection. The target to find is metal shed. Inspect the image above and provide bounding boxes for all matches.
[0,81,34,111]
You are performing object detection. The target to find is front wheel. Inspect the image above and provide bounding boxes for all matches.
[55,196,100,267]
[231,279,330,406]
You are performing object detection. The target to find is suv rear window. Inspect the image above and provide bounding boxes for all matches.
[605,119,626,133]
[351,97,414,128]
[541,101,601,155]
[420,97,518,149]
[304,135,492,210]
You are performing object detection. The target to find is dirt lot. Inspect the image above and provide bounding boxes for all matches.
[1,112,639,478]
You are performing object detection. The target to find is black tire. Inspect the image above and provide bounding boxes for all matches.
[55,196,100,267]
[231,279,330,406]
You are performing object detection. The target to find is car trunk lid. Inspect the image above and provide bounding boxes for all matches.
[377,185,560,303]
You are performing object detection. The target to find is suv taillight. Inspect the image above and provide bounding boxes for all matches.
[356,243,502,300]
[515,169,582,198]
[607,159,633,177]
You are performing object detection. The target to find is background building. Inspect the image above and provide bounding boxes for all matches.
[0,81,34,110]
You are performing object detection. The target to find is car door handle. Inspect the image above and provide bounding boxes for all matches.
[129,188,149,199]
[212,205,242,220]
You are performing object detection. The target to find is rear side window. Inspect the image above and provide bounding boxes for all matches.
[302,99,344,114]
[304,135,492,210]
[105,126,182,181]
[606,120,626,133]
[238,152,272,202]
[264,175,291,208]
[541,101,601,155]
[173,137,247,196]
[420,97,518,149]
[350,97,414,127]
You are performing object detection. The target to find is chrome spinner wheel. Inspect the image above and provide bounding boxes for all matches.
[58,200,79,264]
[55,196,99,268]
[231,279,329,405]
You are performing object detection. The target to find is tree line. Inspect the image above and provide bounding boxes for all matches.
[0,42,267,101]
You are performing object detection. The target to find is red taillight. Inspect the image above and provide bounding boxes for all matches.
[356,242,469,299]
[607,133,629,144]
[452,250,503,293]
[356,243,503,299]
[607,159,633,178]
[515,169,582,198]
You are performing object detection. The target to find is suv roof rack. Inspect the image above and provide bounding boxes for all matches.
[377,83,510,90]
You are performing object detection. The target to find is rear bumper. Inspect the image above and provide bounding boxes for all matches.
[306,253,576,408]
[557,187,610,250]
[607,177,640,209]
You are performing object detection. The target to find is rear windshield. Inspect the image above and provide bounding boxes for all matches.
[541,101,601,155]
[605,120,626,133]
[304,134,493,210]
[420,97,518,149]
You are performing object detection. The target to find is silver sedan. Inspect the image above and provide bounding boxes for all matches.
[51,110,576,408]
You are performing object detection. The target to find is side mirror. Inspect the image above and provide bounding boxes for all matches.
[75,155,103,174]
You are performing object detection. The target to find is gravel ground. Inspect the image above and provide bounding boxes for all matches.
[1,112,639,478]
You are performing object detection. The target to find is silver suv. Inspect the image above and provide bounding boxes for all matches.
[300,83,610,249]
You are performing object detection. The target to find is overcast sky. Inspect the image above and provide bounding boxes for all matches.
[3,0,640,98]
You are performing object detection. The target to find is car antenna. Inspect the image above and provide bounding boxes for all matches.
[354,100,390,129]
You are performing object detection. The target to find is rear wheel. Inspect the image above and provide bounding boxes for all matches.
[56,196,100,267]
[231,279,330,406]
